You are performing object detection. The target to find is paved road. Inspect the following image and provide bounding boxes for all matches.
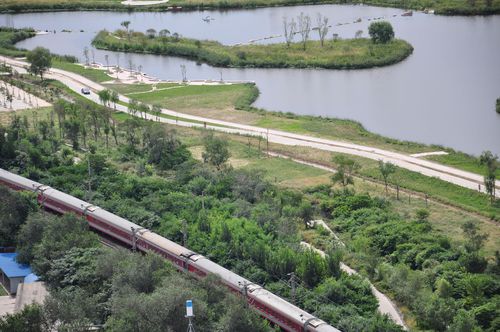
[3,55,498,197]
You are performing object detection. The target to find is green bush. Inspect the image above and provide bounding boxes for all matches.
[368,21,395,44]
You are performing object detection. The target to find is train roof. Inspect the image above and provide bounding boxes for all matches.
[140,231,194,257]
[0,168,341,332]
[0,169,41,191]
[195,258,340,331]
[91,208,139,233]
[44,188,88,210]
[195,258,249,289]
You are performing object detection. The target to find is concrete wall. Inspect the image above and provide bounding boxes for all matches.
[8,277,23,294]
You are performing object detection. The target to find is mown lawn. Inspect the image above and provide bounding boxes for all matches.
[123,83,251,111]
[52,60,113,83]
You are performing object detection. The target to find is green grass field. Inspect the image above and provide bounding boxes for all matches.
[52,60,114,83]
[107,82,253,111]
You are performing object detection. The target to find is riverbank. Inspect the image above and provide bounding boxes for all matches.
[497,98,500,114]
[92,30,413,70]
[0,0,499,15]
[0,27,35,57]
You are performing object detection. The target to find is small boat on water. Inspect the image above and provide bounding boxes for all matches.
[402,11,413,17]
[202,16,215,22]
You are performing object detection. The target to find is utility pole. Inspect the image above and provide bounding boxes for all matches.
[288,272,298,304]
[238,281,250,307]
[87,155,92,201]
[182,219,187,247]
[266,128,269,157]
[131,226,143,252]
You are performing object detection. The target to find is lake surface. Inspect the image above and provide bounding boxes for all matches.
[2,5,499,155]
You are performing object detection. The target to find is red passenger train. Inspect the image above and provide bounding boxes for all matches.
[0,168,341,332]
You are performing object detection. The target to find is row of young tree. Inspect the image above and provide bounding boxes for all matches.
[331,152,499,206]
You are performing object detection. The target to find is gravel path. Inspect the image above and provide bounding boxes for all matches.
[300,241,408,330]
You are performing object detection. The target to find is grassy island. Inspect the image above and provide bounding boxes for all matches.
[92,30,413,70]
[0,0,499,15]
[0,27,36,57]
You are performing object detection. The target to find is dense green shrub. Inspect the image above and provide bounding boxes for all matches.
[368,21,395,44]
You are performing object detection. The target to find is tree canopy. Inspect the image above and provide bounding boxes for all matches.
[26,47,52,80]
[369,21,395,44]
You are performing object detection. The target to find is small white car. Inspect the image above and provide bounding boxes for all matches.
[81,87,91,95]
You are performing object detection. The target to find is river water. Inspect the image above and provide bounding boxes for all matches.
[1,5,499,155]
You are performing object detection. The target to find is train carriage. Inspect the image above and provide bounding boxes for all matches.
[0,168,340,332]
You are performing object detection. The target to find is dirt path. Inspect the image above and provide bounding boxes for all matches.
[300,241,408,330]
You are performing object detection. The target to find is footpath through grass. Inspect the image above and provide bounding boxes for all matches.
[93,30,413,70]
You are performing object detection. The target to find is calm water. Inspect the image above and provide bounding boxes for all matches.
[2,5,499,155]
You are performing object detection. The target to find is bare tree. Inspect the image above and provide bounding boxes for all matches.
[104,54,110,72]
[378,160,396,195]
[121,20,131,40]
[282,16,297,47]
[128,59,134,74]
[297,13,312,51]
[159,29,170,38]
[115,53,120,70]
[146,28,157,38]
[180,64,187,82]
[316,14,329,47]
[83,47,90,65]
[355,30,363,39]
[480,151,498,204]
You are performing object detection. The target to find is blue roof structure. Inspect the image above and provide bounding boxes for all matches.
[0,253,32,278]
[24,273,39,283]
